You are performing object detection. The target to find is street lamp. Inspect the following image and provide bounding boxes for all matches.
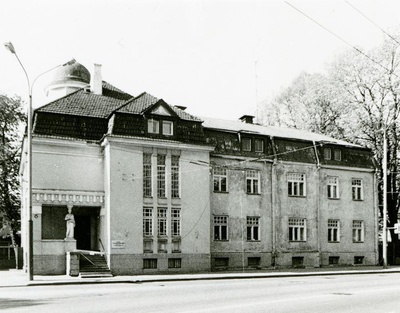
[4,41,75,280]
[383,128,388,268]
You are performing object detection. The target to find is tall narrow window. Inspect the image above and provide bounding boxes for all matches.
[242,138,251,151]
[327,176,339,199]
[171,155,180,198]
[328,219,340,242]
[334,149,342,161]
[324,148,331,160]
[352,179,363,200]
[171,208,181,236]
[143,208,153,236]
[247,217,260,241]
[254,139,264,152]
[213,167,228,192]
[158,208,167,236]
[246,170,260,194]
[288,173,306,197]
[148,119,159,134]
[143,154,152,197]
[157,155,166,198]
[352,220,364,242]
[289,218,306,241]
[214,215,228,240]
[162,121,173,135]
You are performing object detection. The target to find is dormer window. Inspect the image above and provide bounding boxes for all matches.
[147,118,174,136]
[148,119,159,134]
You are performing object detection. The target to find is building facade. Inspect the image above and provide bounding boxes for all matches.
[19,61,378,275]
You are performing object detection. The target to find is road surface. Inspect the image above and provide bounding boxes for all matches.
[1,273,400,312]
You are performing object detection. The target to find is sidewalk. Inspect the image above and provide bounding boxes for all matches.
[1,266,400,288]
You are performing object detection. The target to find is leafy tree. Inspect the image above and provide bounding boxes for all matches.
[0,94,26,268]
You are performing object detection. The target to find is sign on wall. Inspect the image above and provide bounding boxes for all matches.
[112,240,126,249]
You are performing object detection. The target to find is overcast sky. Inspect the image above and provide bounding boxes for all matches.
[1,0,400,120]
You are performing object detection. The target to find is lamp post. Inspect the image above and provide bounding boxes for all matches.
[4,41,75,280]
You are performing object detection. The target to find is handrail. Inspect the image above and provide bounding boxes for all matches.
[99,238,105,252]
[79,253,96,266]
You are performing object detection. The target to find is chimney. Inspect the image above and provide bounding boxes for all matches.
[239,115,255,124]
[91,63,102,95]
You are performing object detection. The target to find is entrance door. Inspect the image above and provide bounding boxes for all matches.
[75,215,91,250]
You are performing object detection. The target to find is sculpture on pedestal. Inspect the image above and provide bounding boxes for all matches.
[65,205,75,239]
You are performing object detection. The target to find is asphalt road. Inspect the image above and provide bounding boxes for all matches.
[1,273,400,312]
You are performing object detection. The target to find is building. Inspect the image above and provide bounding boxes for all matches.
[19,61,378,275]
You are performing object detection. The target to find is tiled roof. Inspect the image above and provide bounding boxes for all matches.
[116,92,202,122]
[202,117,361,147]
[36,81,133,119]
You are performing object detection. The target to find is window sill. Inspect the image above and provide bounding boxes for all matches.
[353,241,364,243]
[288,195,306,198]
[172,250,182,253]
[289,240,306,242]
[328,241,340,243]
[352,199,364,201]
[247,240,261,242]
[328,197,340,200]
[246,193,261,196]
[213,191,229,194]
[214,239,229,242]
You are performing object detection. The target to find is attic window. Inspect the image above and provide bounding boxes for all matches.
[147,118,174,136]
[334,149,342,161]
[148,119,160,134]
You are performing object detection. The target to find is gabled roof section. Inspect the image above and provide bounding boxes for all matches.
[115,92,202,122]
[36,81,133,119]
[202,117,361,147]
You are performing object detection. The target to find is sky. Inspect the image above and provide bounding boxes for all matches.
[1,0,400,121]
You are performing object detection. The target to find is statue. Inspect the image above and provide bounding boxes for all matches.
[65,205,75,239]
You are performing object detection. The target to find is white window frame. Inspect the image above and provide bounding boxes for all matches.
[157,155,166,198]
[328,219,340,242]
[289,218,306,241]
[148,119,159,134]
[254,139,264,153]
[288,173,306,197]
[327,176,339,199]
[162,120,173,136]
[143,208,153,236]
[157,208,167,236]
[334,149,342,161]
[246,216,260,241]
[352,220,364,242]
[246,170,260,194]
[214,215,228,241]
[171,155,180,198]
[242,138,251,151]
[352,178,363,201]
[171,208,181,236]
[324,148,331,160]
[213,167,228,192]
[143,153,152,197]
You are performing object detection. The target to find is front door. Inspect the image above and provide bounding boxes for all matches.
[75,215,91,250]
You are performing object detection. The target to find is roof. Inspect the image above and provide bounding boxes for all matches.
[201,117,361,147]
[116,92,203,122]
[36,81,133,119]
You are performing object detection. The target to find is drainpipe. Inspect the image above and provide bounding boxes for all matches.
[313,141,321,267]
[270,136,278,267]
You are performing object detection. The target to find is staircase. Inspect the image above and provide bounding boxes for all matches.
[79,252,113,278]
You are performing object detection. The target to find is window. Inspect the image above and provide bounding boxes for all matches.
[213,167,228,192]
[143,154,152,197]
[324,148,331,160]
[289,218,306,241]
[162,121,173,135]
[292,257,304,267]
[288,173,306,197]
[334,149,342,161]
[254,139,264,152]
[148,119,159,134]
[171,208,181,236]
[329,256,339,265]
[352,179,363,200]
[247,217,260,241]
[327,176,339,199]
[157,208,167,236]
[328,219,340,242]
[157,155,166,198]
[353,220,364,242]
[171,155,180,198]
[171,238,181,253]
[242,138,251,151]
[143,208,153,236]
[354,256,364,265]
[143,258,157,269]
[214,215,228,240]
[248,257,261,268]
[143,239,153,253]
[168,258,182,268]
[246,170,260,194]
[158,239,167,253]
[214,257,229,268]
